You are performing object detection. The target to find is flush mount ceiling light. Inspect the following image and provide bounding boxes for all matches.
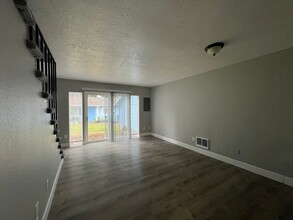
[205,42,224,56]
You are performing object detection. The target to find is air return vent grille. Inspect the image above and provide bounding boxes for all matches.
[196,137,209,150]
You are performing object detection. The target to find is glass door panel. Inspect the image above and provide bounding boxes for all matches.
[131,95,139,137]
[84,92,110,143]
[113,93,130,140]
[69,92,83,146]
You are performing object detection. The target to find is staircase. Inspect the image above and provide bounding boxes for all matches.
[13,0,64,160]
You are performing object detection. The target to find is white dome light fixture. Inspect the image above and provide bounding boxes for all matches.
[205,42,224,56]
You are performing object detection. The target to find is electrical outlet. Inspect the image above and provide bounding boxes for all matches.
[64,135,68,139]
[143,127,145,130]
[192,137,195,141]
[35,201,39,220]
[148,127,151,130]
[46,179,49,191]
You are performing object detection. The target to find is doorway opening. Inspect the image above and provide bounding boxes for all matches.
[69,92,83,146]
[131,95,139,138]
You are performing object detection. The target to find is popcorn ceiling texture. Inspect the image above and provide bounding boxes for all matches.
[29,0,293,86]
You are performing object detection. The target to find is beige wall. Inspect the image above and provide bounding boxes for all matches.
[151,47,293,178]
[57,79,151,145]
[0,2,60,219]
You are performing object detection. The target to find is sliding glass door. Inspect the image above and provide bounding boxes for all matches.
[113,93,130,140]
[83,92,110,143]
[82,91,131,144]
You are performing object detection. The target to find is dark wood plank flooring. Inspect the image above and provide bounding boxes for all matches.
[49,136,293,220]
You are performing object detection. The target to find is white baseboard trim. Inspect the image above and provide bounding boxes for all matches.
[42,159,64,220]
[139,132,152,137]
[151,133,292,187]
[284,176,293,187]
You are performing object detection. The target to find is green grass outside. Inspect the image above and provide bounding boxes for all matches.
[70,122,123,142]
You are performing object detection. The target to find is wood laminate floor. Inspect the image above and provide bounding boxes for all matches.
[49,136,293,220]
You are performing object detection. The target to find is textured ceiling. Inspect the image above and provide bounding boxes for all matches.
[29,0,293,87]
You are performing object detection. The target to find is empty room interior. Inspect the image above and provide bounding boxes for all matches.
[1,0,293,219]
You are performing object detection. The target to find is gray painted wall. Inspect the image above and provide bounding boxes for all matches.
[151,47,293,178]
[0,1,61,220]
[57,79,151,145]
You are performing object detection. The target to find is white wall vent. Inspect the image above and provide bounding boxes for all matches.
[196,137,209,150]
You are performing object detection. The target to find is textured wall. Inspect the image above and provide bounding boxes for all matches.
[151,47,293,178]
[57,79,151,145]
[0,2,61,219]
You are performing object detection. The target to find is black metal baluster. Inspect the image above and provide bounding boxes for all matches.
[48,53,51,108]
[26,25,43,59]
[43,44,48,97]
[42,44,52,100]
[40,30,45,92]
[34,25,47,82]
[53,61,59,135]
[35,26,40,72]
[53,60,57,127]
[29,25,33,42]
[53,60,56,120]
[55,61,58,123]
